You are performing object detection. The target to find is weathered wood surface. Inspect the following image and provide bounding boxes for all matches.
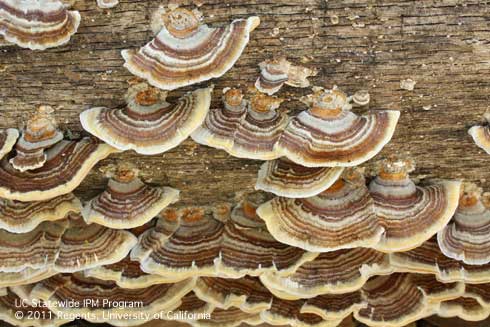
[1,0,490,207]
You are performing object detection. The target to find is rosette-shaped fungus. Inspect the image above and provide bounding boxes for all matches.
[0,193,81,233]
[469,112,490,154]
[256,169,384,252]
[255,157,344,198]
[28,273,195,326]
[354,273,464,327]
[391,237,490,284]
[437,183,490,265]
[80,82,212,155]
[10,106,63,172]
[82,164,179,229]
[438,297,490,321]
[193,91,289,160]
[255,57,317,95]
[260,248,392,299]
[131,204,315,279]
[122,7,260,90]
[274,87,400,167]
[369,157,461,252]
[0,0,80,50]
[0,128,18,161]
[0,137,118,202]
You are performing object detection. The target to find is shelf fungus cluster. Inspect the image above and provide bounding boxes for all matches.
[0,0,80,50]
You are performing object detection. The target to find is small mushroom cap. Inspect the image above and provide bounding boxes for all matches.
[255,157,344,198]
[438,297,490,321]
[0,193,81,233]
[469,113,490,154]
[352,90,370,106]
[437,182,490,265]
[82,165,180,229]
[0,138,119,202]
[122,12,260,90]
[96,0,119,8]
[275,87,400,167]
[80,86,212,155]
[0,129,18,161]
[10,106,64,172]
[370,157,461,252]
[256,172,384,252]
[0,0,81,50]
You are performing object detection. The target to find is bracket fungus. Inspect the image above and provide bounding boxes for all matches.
[0,192,81,233]
[27,273,195,326]
[438,297,490,321]
[255,157,344,198]
[260,248,392,299]
[256,169,384,252]
[369,157,461,252]
[122,7,260,90]
[189,307,262,327]
[131,204,316,279]
[0,137,118,202]
[10,106,64,172]
[0,128,18,161]
[82,164,179,229]
[193,90,289,160]
[97,0,118,8]
[0,0,80,50]
[80,83,213,155]
[274,87,400,167]
[437,183,490,265]
[469,112,490,154]
[0,268,56,288]
[255,57,317,95]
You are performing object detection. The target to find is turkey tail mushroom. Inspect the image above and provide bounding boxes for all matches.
[469,111,490,154]
[0,128,18,161]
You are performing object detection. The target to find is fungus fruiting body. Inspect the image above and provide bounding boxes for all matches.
[80,83,213,155]
[82,164,179,229]
[274,87,400,167]
[97,0,118,8]
[469,112,490,154]
[0,0,80,50]
[370,158,461,252]
[437,183,490,265]
[122,8,260,90]
[0,129,18,161]
[10,106,64,172]
[0,138,118,202]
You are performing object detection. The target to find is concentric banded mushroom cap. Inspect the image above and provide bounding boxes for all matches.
[82,164,179,229]
[300,292,366,323]
[0,137,119,202]
[464,283,490,307]
[0,268,56,288]
[260,248,392,299]
[0,128,18,161]
[274,87,400,167]
[189,307,262,327]
[122,8,260,90]
[80,83,213,155]
[194,276,273,313]
[391,236,490,284]
[0,193,81,233]
[256,169,384,252]
[255,57,317,95]
[469,112,490,154]
[28,273,196,327]
[437,183,490,265]
[438,297,490,321]
[131,204,314,279]
[10,106,64,172]
[191,88,248,151]
[369,157,461,252]
[255,157,344,198]
[0,0,80,50]
[0,288,70,327]
[354,273,464,327]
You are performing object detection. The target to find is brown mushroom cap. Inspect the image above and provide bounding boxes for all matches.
[0,0,80,50]
[0,193,81,233]
[255,157,344,198]
[370,157,461,252]
[275,87,400,167]
[189,307,262,327]
[438,297,490,321]
[80,85,212,155]
[82,165,179,229]
[0,129,18,161]
[469,114,490,154]
[0,138,118,202]
[437,183,490,265]
[256,172,384,252]
[122,11,260,90]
